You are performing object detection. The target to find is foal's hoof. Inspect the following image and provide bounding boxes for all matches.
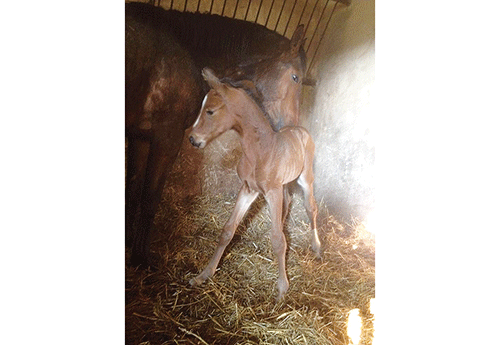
[312,248,322,260]
[189,277,199,287]
[311,242,322,259]
[276,279,289,301]
[189,275,206,287]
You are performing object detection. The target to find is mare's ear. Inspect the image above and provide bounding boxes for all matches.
[289,24,306,57]
[202,68,222,90]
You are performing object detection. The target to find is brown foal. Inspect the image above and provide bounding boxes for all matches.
[188,68,320,300]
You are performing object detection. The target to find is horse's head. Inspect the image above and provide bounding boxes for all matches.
[222,25,307,131]
[189,68,239,149]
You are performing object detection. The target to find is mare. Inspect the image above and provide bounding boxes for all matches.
[188,69,320,300]
[125,2,308,267]
[126,11,203,266]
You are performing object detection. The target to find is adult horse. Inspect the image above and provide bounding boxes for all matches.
[125,2,307,267]
[126,9,203,266]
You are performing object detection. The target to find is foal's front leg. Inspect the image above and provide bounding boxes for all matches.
[265,187,289,300]
[189,183,258,287]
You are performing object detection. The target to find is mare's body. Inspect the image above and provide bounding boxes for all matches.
[125,12,203,265]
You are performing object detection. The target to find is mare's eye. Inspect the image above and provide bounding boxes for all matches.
[292,74,299,83]
[207,110,214,115]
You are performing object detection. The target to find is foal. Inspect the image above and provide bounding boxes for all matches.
[188,68,320,300]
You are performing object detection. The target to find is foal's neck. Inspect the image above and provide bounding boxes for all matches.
[232,89,275,152]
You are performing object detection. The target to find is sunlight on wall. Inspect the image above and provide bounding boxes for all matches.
[306,0,375,222]
[362,208,378,235]
[347,308,362,345]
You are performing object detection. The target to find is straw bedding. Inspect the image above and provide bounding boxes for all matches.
[126,194,374,344]
[125,136,375,344]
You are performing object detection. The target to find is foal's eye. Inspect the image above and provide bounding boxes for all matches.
[292,74,299,83]
[206,110,214,115]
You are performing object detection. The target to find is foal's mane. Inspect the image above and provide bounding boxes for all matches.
[219,78,263,107]
[219,79,278,132]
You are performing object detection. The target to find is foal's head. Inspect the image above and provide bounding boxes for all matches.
[189,68,252,149]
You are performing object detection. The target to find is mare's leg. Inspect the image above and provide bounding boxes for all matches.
[297,153,321,257]
[265,186,289,300]
[125,137,150,247]
[190,183,258,286]
[131,126,184,266]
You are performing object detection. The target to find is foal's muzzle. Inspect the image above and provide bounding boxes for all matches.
[189,135,202,148]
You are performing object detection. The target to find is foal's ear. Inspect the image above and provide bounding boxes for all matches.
[289,24,306,56]
[202,68,222,89]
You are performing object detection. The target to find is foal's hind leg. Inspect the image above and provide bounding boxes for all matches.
[297,161,320,258]
[265,186,289,300]
[282,185,292,224]
[190,183,258,287]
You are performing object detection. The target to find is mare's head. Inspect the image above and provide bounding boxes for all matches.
[222,25,307,131]
[189,68,252,149]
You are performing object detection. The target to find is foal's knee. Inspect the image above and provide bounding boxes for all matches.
[270,231,286,254]
[218,227,234,246]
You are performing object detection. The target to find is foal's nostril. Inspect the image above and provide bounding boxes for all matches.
[189,136,200,148]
